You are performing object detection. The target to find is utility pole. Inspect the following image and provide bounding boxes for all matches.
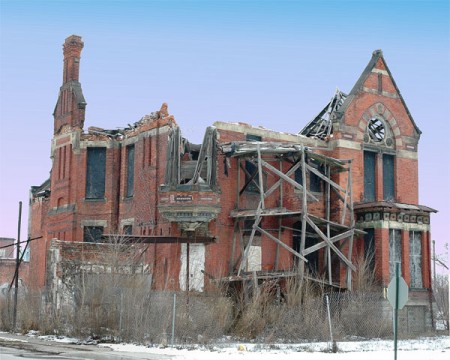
[13,201,22,331]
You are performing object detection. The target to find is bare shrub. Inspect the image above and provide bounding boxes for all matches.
[268,276,330,342]
[172,292,233,343]
[434,273,449,331]
[332,254,391,339]
[232,280,280,339]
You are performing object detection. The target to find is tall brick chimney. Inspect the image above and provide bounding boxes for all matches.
[63,35,84,83]
[53,35,87,134]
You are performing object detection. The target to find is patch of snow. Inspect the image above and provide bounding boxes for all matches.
[0,336,28,343]
[99,336,450,360]
[36,335,80,344]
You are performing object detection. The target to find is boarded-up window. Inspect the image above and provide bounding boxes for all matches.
[389,229,401,279]
[179,243,205,292]
[245,134,262,192]
[83,226,104,243]
[383,154,395,201]
[86,147,106,199]
[364,228,375,271]
[126,144,135,197]
[247,245,262,272]
[410,231,423,288]
[364,151,376,201]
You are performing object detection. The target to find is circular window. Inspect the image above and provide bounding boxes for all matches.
[367,118,385,142]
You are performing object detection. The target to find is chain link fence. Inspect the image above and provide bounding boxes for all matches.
[0,282,417,344]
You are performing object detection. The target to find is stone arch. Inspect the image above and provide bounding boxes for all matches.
[356,102,402,149]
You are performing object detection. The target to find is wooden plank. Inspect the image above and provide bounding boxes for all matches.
[305,162,346,193]
[302,229,354,255]
[305,216,356,271]
[255,226,308,262]
[326,165,332,285]
[260,159,319,202]
[264,160,301,198]
[237,203,262,276]
[239,161,262,195]
[229,221,239,274]
[257,145,265,209]
[300,148,308,277]
[346,162,354,290]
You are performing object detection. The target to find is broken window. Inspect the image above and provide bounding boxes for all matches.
[245,134,262,192]
[83,226,104,243]
[383,154,395,201]
[389,229,402,279]
[409,230,423,288]
[364,151,376,201]
[364,228,375,271]
[126,144,135,197]
[367,118,385,142]
[86,147,106,199]
[123,225,132,235]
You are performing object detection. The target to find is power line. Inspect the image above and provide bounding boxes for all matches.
[0,236,42,250]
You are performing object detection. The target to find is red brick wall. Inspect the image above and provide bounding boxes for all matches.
[0,260,29,286]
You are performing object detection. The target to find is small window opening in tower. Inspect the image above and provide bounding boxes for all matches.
[367,118,385,142]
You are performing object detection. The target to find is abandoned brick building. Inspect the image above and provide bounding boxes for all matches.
[29,35,436,331]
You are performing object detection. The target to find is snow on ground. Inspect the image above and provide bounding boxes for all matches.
[100,336,450,360]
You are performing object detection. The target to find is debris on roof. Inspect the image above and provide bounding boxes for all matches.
[299,89,347,140]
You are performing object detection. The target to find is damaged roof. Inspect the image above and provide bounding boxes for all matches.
[300,50,422,139]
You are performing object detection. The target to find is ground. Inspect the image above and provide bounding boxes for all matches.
[0,331,449,359]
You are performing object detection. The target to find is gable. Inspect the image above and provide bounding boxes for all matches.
[340,50,421,139]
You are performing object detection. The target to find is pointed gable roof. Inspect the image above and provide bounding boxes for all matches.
[347,50,421,135]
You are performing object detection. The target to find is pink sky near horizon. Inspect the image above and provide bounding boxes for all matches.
[0,1,448,265]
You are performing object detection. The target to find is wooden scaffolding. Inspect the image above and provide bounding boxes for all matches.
[220,141,361,290]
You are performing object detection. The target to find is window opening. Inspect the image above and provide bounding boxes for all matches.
[309,159,322,193]
[383,154,395,201]
[86,147,106,199]
[126,144,135,197]
[293,221,318,274]
[364,228,375,271]
[245,134,262,192]
[409,231,423,288]
[364,151,376,201]
[367,118,385,142]
[83,226,104,243]
[389,229,401,279]
[123,225,132,236]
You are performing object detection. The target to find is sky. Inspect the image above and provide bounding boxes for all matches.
[0,0,449,261]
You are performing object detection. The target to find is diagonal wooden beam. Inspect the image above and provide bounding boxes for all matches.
[305,162,346,193]
[264,160,301,198]
[305,216,356,271]
[237,203,262,276]
[239,162,262,195]
[255,226,308,263]
[260,159,319,202]
[302,229,355,256]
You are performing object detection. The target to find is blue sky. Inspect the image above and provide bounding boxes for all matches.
[0,0,449,257]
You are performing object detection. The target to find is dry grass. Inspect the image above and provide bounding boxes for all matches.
[1,247,405,342]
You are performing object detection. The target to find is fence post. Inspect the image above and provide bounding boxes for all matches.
[171,293,176,346]
[325,294,334,348]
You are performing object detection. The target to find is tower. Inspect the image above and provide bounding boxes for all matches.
[53,35,86,134]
